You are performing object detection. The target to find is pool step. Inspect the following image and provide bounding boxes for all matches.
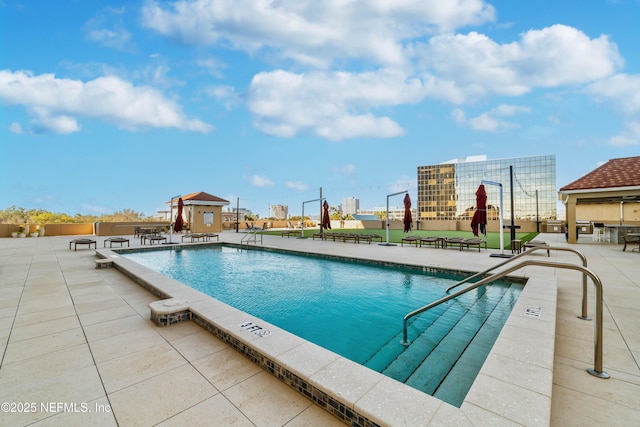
[363,286,488,373]
[432,285,519,406]
[364,283,520,406]
[382,286,501,382]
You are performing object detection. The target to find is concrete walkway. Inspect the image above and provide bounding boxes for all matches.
[0,232,638,426]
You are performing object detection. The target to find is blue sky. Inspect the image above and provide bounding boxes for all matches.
[1,0,639,219]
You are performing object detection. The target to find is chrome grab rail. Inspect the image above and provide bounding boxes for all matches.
[401,259,610,379]
[241,228,263,246]
[446,246,591,320]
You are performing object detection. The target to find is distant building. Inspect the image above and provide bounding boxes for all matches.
[269,205,288,219]
[222,207,253,223]
[342,197,359,215]
[357,207,411,220]
[417,155,557,222]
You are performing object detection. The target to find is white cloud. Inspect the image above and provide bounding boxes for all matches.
[286,181,309,191]
[9,122,24,134]
[585,74,640,147]
[142,0,495,67]
[84,7,133,51]
[195,57,227,78]
[250,174,274,187]
[606,121,640,147]
[247,69,418,140]
[137,1,628,146]
[204,85,241,110]
[452,104,531,132]
[586,73,640,115]
[332,164,355,176]
[416,25,622,103]
[0,69,213,134]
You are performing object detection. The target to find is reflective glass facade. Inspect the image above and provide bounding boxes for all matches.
[417,155,557,221]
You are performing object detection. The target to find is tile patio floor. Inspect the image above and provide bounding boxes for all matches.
[0,231,638,426]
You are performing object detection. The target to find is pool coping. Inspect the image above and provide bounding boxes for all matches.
[97,243,556,426]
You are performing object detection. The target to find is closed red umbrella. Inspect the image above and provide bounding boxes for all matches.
[322,200,331,230]
[173,198,184,232]
[471,184,487,237]
[403,193,412,233]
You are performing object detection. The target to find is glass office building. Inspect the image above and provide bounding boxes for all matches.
[417,155,557,222]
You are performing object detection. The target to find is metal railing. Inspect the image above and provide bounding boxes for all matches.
[401,254,610,379]
[446,246,591,320]
[241,228,263,247]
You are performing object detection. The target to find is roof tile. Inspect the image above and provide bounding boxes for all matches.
[559,156,640,191]
[172,192,229,203]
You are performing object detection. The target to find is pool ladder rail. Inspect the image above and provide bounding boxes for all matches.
[402,245,610,380]
[241,227,263,247]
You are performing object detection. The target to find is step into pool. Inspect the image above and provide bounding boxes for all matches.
[122,245,523,406]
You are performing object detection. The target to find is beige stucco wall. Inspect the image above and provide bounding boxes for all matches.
[188,205,224,233]
[575,201,640,223]
[1,223,94,237]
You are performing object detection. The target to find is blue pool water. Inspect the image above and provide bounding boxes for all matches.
[123,245,522,406]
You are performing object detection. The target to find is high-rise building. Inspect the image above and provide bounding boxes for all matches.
[342,197,360,215]
[269,205,288,219]
[417,155,557,222]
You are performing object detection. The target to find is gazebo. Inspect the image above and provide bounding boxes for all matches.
[558,156,640,244]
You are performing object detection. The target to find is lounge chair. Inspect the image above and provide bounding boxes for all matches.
[419,236,445,248]
[358,234,383,244]
[182,233,205,242]
[460,238,487,252]
[524,240,550,256]
[620,231,640,252]
[281,229,301,238]
[143,235,166,245]
[401,236,421,246]
[203,232,219,241]
[443,237,465,249]
[312,232,326,240]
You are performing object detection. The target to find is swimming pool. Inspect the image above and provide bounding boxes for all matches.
[122,245,522,406]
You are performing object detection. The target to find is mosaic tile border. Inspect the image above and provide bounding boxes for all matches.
[191,312,380,427]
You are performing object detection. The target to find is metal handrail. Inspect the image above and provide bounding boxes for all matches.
[241,228,263,247]
[446,246,591,320]
[401,259,610,379]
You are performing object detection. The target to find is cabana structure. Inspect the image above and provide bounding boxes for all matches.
[558,156,640,244]
[168,192,230,234]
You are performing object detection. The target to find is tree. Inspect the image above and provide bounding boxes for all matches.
[374,211,386,220]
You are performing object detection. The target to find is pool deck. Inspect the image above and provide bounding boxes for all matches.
[0,231,638,426]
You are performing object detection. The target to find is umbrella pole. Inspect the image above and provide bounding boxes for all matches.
[300,198,324,239]
[379,190,407,246]
[169,194,180,244]
[481,181,511,258]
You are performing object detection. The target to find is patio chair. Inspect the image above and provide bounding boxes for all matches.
[69,238,97,251]
[104,237,129,248]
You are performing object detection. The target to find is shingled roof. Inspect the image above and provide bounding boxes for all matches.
[559,156,640,192]
[182,192,229,203]
[168,192,229,204]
